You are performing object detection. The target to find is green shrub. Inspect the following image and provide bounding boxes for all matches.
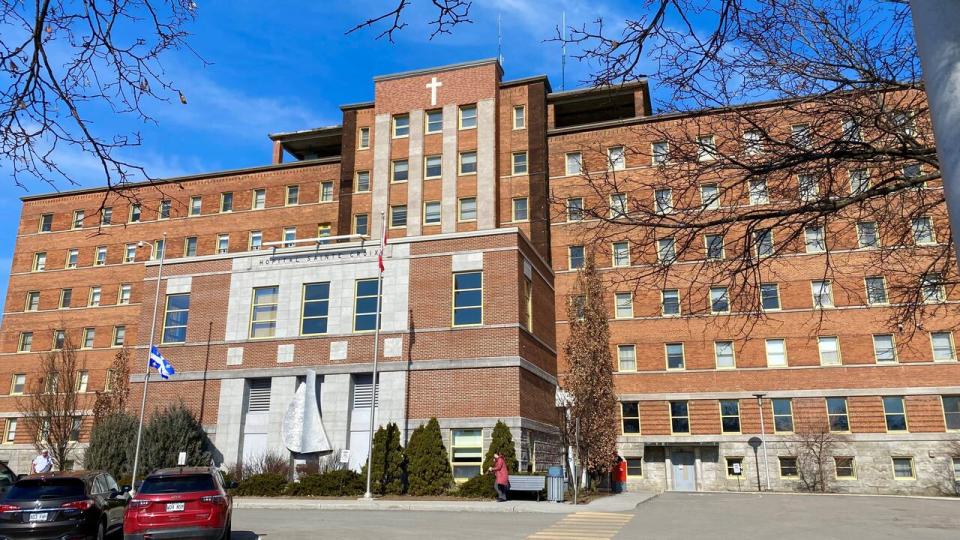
[481,421,518,473]
[406,418,453,496]
[138,402,211,478]
[455,473,496,499]
[233,473,287,497]
[84,413,137,479]
[362,422,406,495]
[284,469,365,497]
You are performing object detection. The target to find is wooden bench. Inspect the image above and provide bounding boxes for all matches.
[507,475,546,501]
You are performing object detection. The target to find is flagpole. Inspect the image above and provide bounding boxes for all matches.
[131,233,167,491]
[364,212,386,499]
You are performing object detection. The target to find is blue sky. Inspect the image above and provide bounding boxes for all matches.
[0,0,648,312]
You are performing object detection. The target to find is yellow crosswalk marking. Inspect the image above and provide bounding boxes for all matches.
[527,512,634,540]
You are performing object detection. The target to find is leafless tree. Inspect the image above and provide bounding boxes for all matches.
[92,347,131,422]
[346,0,472,42]
[788,414,839,492]
[1,1,198,194]
[16,339,85,471]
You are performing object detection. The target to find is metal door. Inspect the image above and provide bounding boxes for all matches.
[671,451,696,491]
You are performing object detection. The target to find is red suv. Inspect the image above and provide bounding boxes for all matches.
[123,467,234,540]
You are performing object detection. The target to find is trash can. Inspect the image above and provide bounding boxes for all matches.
[546,466,565,502]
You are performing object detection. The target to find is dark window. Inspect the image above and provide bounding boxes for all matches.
[621,402,640,434]
[301,283,330,335]
[138,474,216,494]
[7,478,86,500]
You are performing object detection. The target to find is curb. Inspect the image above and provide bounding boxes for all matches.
[691,490,959,502]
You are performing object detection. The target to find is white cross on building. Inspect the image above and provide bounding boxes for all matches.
[425,76,443,106]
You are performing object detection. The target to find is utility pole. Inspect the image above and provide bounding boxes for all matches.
[753,393,771,491]
[364,212,387,499]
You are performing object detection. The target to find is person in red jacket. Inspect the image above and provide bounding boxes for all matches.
[488,452,510,502]
[612,454,628,494]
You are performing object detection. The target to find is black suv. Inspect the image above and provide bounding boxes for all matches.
[0,471,129,539]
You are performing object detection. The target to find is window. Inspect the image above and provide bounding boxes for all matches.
[318,224,331,244]
[216,234,229,254]
[942,396,960,430]
[849,169,870,195]
[25,292,40,312]
[184,237,198,257]
[354,279,381,332]
[873,334,897,363]
[512,198,528,222]
[827,398,850,432]
[356,171,371,193]
[393,114,410,137]
[4,419,16,443]
[319,181,334,202]
[657,238,676,263]
[760,283,780,311]
[864,277,887,305]
[129,204,142,223]
[391,160,409,183]
[748,179,769,205]
[81,327,95,349]
[743,130,763,155]
[726,457,744,478]
[189,196,202,216]
[283,227,296,248]
[772,398,793,432]
[715,341,735,369]
[804,226,825,253]
[77,371,90,392]
[251,188,266,209]
[571,295,586,320]
[665,343,685,370]
[612,242,630,267]
[754,229,774,257]
[65,249,78,269]
[33,252,46,272]
[250,286,279,338]
[654,188,673,214]
[301,282,330,335]
[565,152,583,175]
[798,174,819,202]
[811,280,833,308]
[283,185,300,205]
[513,105,525,129]
[857,222,879,248]
[662,289,680,316]
[162,293,190,343]
[39,213,53,232]
[912,217,935,245]
[903,163,923,183]
[459,151,477,175]
[791,123,812,148]
[124,244,136,263]
[932,332,957,361]
[614,293,633,319]
[617,345,636,372]
[424,202,442,225]
[248,231,263,251]
[569,246,585,270]
[891,110,916,137]
[88,286,101,307]
[458,198,477,221]
[883,396,908,431]
[523,276,533,331]
[720,400,741,433]
[610,193,627,218]
[705,234,724,260]
[621,402,640,434]
[699,184,720,210]
[921,273,945,303]
[112,326,126,347]
[118,284,131,305]
[626,458,643,477]
[426,110,443,134]
[511,152,528,175]
[220,192,233,212]
[59,289,72,309]
[450,429,482,482]
[459,105,477,129]
[670,401,690,433]
[390,205,407,228]
[779,457,799,478]
[53,330,65,350]
[842,118,862,142]
[17,333,32,353]
[358,126,370,149]
[697,135,717,161]
[354,214,369,235]
[892,457,914,479]
[818,336,841,365]
[652,141,669,165]
[72,210,84,229]
[710,287,730,313]
[566,198,583,221]
[159,200,171,219]
[425,155,442,178]
[607,146,626,170]
[100,208,112,225]
[453,272,483,326]
[766,339,787,367]
[10,375,25,395]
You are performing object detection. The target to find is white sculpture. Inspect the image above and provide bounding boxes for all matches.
[281,370,332,454]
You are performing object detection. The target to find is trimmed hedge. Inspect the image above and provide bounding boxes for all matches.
[284,470,365,497]
[233,473,287,497]
[456,473,496,499]
[406,418,454,496]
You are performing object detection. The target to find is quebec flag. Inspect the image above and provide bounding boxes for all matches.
[148,346,176,380]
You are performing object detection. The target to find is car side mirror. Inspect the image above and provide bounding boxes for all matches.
[16,474,25,481]
[109,488,122,499]
[121,485,132,494]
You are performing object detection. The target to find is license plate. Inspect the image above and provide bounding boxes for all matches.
[28,512,47,522]
[165,502,185,512]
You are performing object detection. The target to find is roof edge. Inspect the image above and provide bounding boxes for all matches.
[501,75,553,93]
[373,58,501,82]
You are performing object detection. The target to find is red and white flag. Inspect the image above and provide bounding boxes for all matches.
[377,213,387,273]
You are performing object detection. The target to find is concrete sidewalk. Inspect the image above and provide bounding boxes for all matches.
[234,491,656,514]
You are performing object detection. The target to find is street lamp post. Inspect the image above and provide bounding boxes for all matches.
[753,393,771,491]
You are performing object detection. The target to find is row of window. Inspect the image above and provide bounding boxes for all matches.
[17,326,126,353]
[376,103,527,143]
[380,152,529,185]
[0,417,85,445]
[5,370,104,396]
[716,455,926,482]
[620,395,960,435]
[614,332,957,372]
[24,284,132,312]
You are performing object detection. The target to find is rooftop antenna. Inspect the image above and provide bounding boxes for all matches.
[497,13,504,66]
[561,11,567,91]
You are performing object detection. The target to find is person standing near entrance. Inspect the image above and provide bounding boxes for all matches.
[612,454,627,494]
[31,449,53,474]
[489,452,510,502]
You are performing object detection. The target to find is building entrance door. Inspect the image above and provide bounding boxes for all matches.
[671,451,696,491]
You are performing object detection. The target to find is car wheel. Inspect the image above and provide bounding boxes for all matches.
[221,520,232,540]
[96,520,106,540]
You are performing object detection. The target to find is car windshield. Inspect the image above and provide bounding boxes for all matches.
[5,478,86,500]
[138,474,216,494]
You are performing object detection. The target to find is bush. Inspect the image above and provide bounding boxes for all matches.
[456,473,496,499]
[233,473,287,497]
[406,418,453,496]
[84,413,137,479]
[239,451,291,481]
[363,422,405,495]
[138,402,211,478]
[482,421,518,473]
[284,469,365,497]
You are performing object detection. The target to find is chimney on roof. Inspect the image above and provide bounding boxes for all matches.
[272,141,284,164]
